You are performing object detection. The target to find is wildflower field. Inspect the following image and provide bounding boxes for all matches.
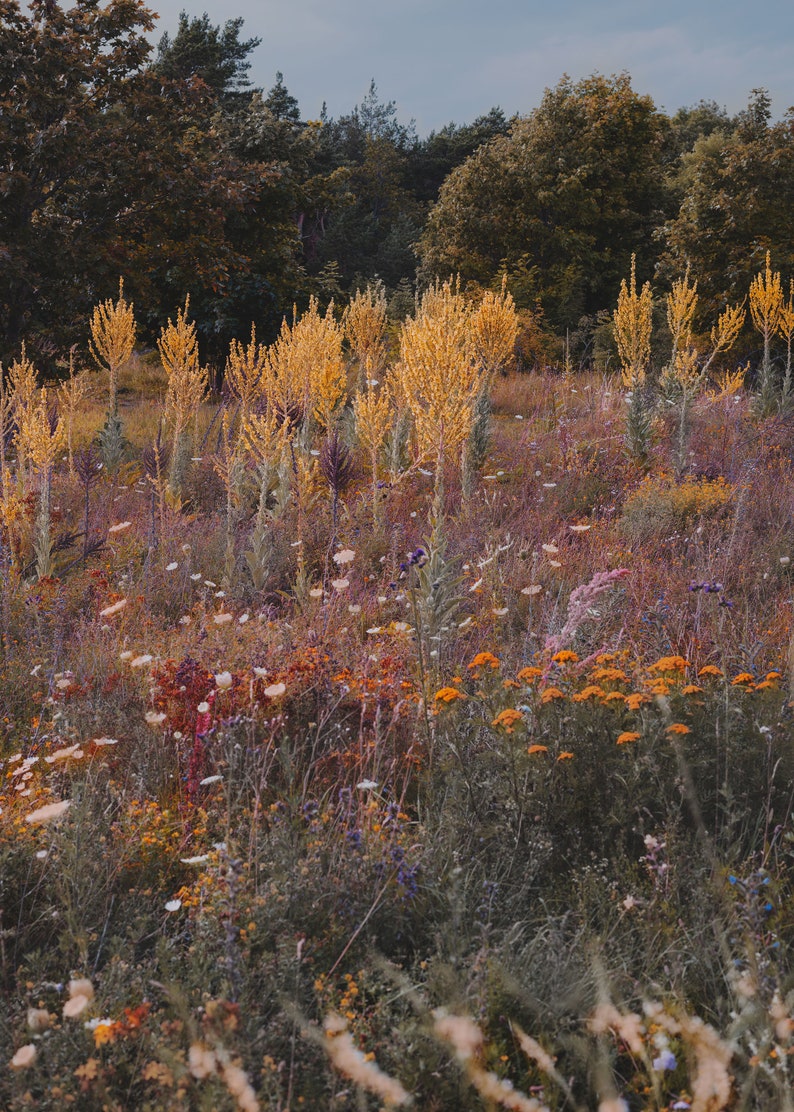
[4,269,794,1110]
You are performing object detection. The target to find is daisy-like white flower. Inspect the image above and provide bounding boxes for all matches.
[213,613,233,625]
[165,899,182,912]
[264,682,286,697]
[331,578,349,591]
[144,711,166,727]
[333,548,355,566]
[165,561,178,571]
[214,671,233,690]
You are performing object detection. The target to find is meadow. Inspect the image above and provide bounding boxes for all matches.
[2,271,794,1110]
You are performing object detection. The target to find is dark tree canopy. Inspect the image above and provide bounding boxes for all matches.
[154,11,261,103]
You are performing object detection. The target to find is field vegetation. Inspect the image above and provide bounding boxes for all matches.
[2,256,794,1111]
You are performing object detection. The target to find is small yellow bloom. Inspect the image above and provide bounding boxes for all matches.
[557,751,574,761]
[540,686,564,703]
[625,693,650,711]
[527,744,549,755]
[552,650,579,664]
[698,664,723,677]
[731,673,755,686]
[517,666,543,682]
[666,723,691,735]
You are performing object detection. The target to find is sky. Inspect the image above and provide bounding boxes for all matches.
[145,0,794,135]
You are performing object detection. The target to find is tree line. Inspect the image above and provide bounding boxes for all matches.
[2,0,794,371]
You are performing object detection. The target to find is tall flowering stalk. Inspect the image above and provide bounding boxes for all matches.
[398,277,481,512]
[159,297,208,492]
[343,283,388,389]
[750,251,783,414]
[545,568,629,655]
[89,278,136,418]
[16,388,64,579]
[614,255,652,390]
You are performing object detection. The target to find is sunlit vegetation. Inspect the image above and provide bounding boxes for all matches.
[2,250,794,1109]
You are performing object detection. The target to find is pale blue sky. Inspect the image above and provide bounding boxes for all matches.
[147,0,794,133]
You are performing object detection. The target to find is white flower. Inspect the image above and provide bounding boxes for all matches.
[238,613,249,624]
[356,780,378,791]
[181,854,210,865]
[309,587,324,598]
[130,654,153,668]
[25,800,71,825]
[99,599,127,617]
[570,524,591,533]
[196,702,210,714]
[166,561,178,571]
[213,612,233,625]
[521,585,543,596]
[204,580,217,588]
[190,573,202,581]
[92,737,119,747]
[199,775,222,785]
[492,607,509,616]
[214,671,233,690]
[348,604,361,614]
[108,521,131,533]
[10,1044,37,1069]
[119,650,133,661]
[264,682,286,698]
[144,711,166,727]
[331,577,349,591]
[541,543,559,554]
[165,899,182,912]
[333,548,355,565]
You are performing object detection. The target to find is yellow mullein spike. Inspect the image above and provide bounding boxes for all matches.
[158,297,208,484]
[226,324,267,419]
[469,274,518,378]
[343,284,388,383]
[398,276,482,503]
[613,254,653,389]
[89,278,136,415]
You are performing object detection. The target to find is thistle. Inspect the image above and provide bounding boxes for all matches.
[319,428,354,547]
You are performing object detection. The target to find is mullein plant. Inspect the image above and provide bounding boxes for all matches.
[89,279,136,471]
[16,388,65,579]
[352,366,392,527]
[6,344,38,496]
[343,282,388,390]
[242,407,289,592]
[613,254,654,464]
[750,251,784,416]
[463,276,518,499]
[56,352,91,476]
[659,269,744,474]
[159,297,208,497]
[212,410,248,588]
[398,276,482,516]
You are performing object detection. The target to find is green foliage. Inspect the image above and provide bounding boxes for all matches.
[420,74,669,328]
